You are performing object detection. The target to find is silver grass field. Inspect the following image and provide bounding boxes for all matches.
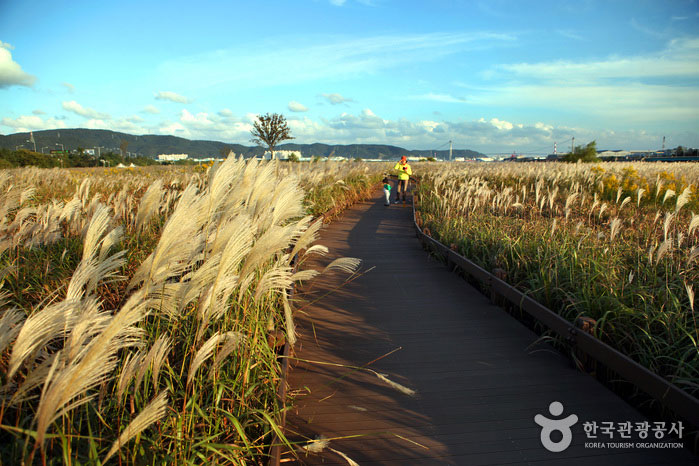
[415,161,699,401]
[0,158,382,464]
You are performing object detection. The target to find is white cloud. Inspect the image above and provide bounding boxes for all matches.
[85,119,109,129]
[0,42,36,88]
[484,117,514,131]
[322,93,353,105]
[496,37,699,83]
[288,101,308,112]
[156,110,254,142]
[159,121,190,137]
[472,37,699,127]
[127,115,144,123]
[1,115,67,132]
[62,82,75,93]
[154,91,191,103]
[32,109,46,115]
[62,100,111,119]
[180,109,214,128]
[218,108,233,117]
[157,32,515,89]
[142,105,160,114]
[407,93,467,103]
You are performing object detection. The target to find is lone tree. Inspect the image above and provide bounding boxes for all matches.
[562,140,598,163]
[250,113,293,160]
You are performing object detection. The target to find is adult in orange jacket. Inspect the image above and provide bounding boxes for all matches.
[393,155,412,204]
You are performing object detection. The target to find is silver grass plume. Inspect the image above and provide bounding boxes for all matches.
[663,212,675,241]
[129,184,204,293]
[688,246,699,266]
[213,332,244,372]
[290,216,321,260]
[655,240,672,264]
[0,307,24,354]
[689,213,699,237]
[116,350,145,400]
[34,292,149,446]
[103,391,169,463]
[253,265,293,304]
[637,188,646,207]
[188,331,240,386]
[322,257,362,275]
[663,189,676,205]
[8,300,82,379]
[282,293,296,345]
[134,180,164,232]
[610,217,622,241]
[675,186,692,213]
[135,334,171,390]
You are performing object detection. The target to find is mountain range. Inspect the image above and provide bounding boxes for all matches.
[0,129,484,160]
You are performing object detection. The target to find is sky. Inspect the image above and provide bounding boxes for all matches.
[1,0,698,154]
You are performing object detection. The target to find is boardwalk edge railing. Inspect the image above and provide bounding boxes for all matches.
[411,195,699,428]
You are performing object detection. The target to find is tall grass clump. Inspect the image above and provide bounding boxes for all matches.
[415,161,699,399]
[0,157,364,464]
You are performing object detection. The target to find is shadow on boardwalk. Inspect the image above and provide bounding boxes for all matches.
[285,190,694,465]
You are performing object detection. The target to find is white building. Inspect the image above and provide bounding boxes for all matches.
[263,150,301,160]
[158,153,189,162]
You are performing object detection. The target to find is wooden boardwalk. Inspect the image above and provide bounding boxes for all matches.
[284,191,694,465]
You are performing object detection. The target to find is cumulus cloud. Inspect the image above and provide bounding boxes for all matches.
[288,100,308,112]
[142,105,160,114]
[127,115,144,123]
[1,115,67,132]
[218,108,233,117]
[62,82,75,93]
[32,109,46,115]
[322,93,353,105]
[154,91,191,103]
[157,109,253,142]
[0,41,36,88]
[159,121,189,137]
[62,100,110,119]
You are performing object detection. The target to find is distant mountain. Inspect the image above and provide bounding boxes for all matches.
[0,129,484,160]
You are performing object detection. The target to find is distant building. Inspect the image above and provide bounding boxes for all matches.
[158,153,188,162]
[263,150,301,160]
[597,150,631,158]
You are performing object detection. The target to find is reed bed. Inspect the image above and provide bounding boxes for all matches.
[0,158,383,464]
[415,161,699,398]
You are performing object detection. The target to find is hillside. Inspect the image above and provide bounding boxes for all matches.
[0,129,484,160]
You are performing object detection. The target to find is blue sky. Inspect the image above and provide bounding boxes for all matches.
[1,0,698,154]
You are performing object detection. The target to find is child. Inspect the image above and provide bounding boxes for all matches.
[382,177,391,206]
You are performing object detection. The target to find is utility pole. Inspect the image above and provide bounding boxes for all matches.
[554,142,557,155]
[662,136,665,151]
[571,137,575,154]
[449,140,453,161]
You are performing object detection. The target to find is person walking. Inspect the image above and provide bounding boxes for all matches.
[393,156,412,204]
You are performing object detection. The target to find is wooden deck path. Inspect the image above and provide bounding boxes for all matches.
[284,191,694,465]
